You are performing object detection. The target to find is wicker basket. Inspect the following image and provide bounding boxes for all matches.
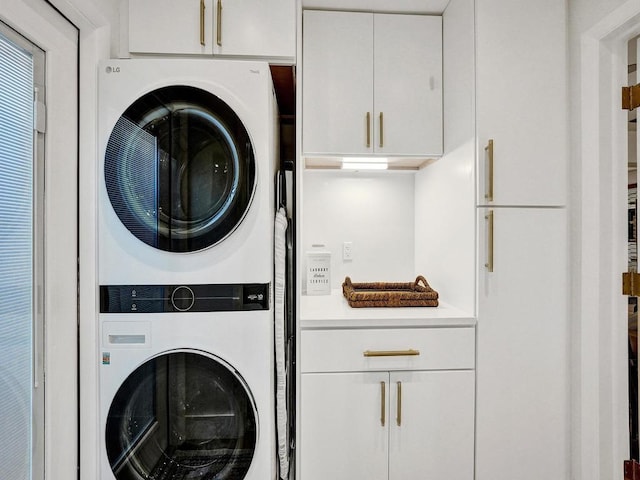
[342,275,439,308]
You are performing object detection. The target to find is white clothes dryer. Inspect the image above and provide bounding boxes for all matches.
[98,59,277,285]
[99,283,274,480]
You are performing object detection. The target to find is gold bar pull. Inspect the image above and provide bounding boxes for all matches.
[380,381,386,426]
[366,112,371,148]
[379,112,384,148]
[485,210,494,272]
[396,381,402,426]
[199,0,206,46]
[216,0,222,46]
[485,139,494,202]
[363,349,420,357]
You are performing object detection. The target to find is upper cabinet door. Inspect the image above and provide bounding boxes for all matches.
[302,10,374,156]
[302,10,443,157]
[476,0,567,206]
[214,0,295,58]
[374,14,442,156]
[128,0,295,58]
[129,0,214,55]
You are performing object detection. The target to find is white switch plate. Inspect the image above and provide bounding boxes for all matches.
[343,241,353,261]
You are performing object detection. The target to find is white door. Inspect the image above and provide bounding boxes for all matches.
[476,0,567,206]
[476,207,568,480]
[300,372,388,480]
[373,14,442,156]
[302,10,373,155]
[388,370,475,480]
[0,1,78,478]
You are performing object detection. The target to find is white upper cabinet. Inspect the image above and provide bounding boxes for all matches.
[302,10,443,157]
[476,0,567,206]
[127,0,295,59]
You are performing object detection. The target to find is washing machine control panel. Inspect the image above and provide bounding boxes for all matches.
[100,283,270,313]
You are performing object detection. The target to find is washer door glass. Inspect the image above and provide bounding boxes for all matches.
[105,351,257,480]
[105,85,256,252]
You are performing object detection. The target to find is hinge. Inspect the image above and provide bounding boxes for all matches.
[625,460,640,480]
[623,84,640,111]
[623,272,640,296]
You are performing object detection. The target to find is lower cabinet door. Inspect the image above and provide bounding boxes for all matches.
[300,372,389,480]
[388,370,475,480]
[476,207,568,480]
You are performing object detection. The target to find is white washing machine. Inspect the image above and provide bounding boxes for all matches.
[99,283,274,480]
[98,58,277,285]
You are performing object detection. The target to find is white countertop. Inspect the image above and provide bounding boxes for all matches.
[300,289,476,329]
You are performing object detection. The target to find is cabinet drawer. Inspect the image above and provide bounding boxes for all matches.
[301,327,475,373]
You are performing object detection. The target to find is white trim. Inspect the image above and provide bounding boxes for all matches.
[576,2,640,479]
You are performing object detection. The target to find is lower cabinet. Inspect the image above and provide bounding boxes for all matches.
[299,327,475,480]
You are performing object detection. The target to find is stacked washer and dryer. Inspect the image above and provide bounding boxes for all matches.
[97,59,278,480]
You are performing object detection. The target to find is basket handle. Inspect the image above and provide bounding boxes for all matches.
[414,275,430,290]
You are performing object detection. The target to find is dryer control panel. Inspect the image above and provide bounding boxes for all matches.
[100,283,270,313]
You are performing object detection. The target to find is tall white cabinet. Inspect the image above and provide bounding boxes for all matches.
[475,0,569,479]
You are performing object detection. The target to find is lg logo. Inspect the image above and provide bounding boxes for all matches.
[105,66,121,74]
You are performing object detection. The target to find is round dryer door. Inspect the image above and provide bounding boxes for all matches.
[104,85,256,252]
[105,351,257,480]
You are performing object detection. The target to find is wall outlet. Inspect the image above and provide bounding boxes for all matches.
[343,241,353,261]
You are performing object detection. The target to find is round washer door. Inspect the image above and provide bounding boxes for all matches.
[105,351,257,480]
[104,85,256,253]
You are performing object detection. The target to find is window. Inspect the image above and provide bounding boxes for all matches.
[0,22,45,480]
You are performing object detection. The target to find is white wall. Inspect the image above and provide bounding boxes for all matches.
[414,0,475,314]
[301,170,415,290]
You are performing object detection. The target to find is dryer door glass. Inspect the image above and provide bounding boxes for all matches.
[104,85,256,252]
[105,351,257,480]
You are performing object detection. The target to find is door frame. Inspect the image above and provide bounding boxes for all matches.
[576,2,640,479]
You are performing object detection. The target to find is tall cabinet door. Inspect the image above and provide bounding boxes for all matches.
[476,208,568,480]
[476,0,567,206]
[302,10,373,156]
[374,14,442,156]
[389,370,475,480]
[300,372,389,480]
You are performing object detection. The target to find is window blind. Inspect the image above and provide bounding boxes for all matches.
[0,30,34,479]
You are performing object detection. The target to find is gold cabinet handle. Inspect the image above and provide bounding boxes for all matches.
[484,139,494,202]
[199,0,206,46]
[216,0,222,46]
[396,381,402,426]
[379,112,384,148]
[485,210,494,272]
[380,381,386,426]
[366,112,371,148]
[363,349,420,357]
